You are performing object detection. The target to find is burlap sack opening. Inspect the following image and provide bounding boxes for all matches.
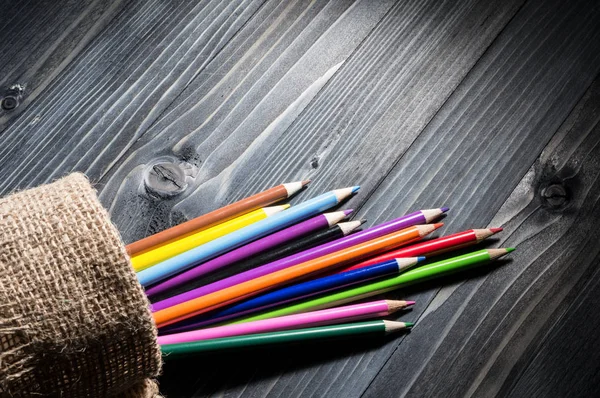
[0,173,162,397]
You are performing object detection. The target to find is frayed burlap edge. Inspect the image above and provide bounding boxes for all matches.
[0,173,162,397]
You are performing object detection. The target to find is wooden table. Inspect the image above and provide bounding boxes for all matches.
[2,0,599,396]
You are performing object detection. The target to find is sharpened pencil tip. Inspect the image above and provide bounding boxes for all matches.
[405,301,416,307]
[490,227,503,233]
[441,206,450,213]
[351,186,360,194]
[506,247,515,253]
[404,322,415,328]
[301,180,311,186]
[359,218,367,225]
[417,256,426,262]
[433,223,444,229]
[343,209,354,216]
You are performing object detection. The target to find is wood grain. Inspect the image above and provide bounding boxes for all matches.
[0,0,128,131]
[363,76,600,398]
[156,0,600,396]
[0,0,266,193]
[1,0,599,396]
[99,0,397,243]
[99,0,523,247]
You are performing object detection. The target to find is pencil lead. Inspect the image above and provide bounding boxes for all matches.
[417,256,426,262]
[324,211,349,226]
[396,257,421,270]
[387,300,411,312]
[490,227,503,233]
[405,301,416,307]
[403,322,415,328]
[351,185,361,194]
[487,248,515,260]
[441,206,450,213]
[301,180,311,186]
[359,218,367,225]
[343,209,354,216]
[333,187,358,202]
[433,223,444,229]
[421,208,446,222]
[283,182,306,196]
[383,320,410,333]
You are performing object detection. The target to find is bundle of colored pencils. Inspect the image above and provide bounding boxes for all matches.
[129,181,513,357]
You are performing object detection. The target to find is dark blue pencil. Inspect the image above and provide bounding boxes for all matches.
[161,256,423,334]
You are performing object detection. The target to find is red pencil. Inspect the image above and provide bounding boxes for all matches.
[336,228,502,273]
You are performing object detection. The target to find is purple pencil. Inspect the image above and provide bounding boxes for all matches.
[145,210,351,297]
[151,208,447,312]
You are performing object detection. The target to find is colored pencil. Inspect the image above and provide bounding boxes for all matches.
[151,209,447,309]
[138,187,359,286]
[127,180,309,255]
[337,228,503,273]
[132,206,289,272]
[160,320,412,356]
[161,258,421,333]
[145,211,355,298]
[233,248,514,324]
[158,300,410,345]
[153,224,441,327]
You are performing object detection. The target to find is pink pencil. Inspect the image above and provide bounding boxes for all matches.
[157,299,413,345]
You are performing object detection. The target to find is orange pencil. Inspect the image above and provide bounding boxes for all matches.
[153,223,442,327]
[126,181,309,255]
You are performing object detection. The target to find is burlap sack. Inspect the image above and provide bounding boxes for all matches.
[0,173,162,397]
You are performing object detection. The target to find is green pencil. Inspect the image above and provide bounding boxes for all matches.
[233,248,514,324]
[161,320,412,356]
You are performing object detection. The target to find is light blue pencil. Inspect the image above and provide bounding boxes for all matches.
[137,186,359,286]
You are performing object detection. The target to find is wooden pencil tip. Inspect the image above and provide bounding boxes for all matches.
[488,248,515,260]
[383,320,412,333]
[386,300,411,313]
[433,223,444,229]
[302,180,311,186]
[490,227,503,233]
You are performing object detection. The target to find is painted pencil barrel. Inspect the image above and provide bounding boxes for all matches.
[161,259,405,333]
[153,226,434,327]
[233,249,506,324]
[138,188,356,286]
[158,300,393,344]
[131,207,280,272]
[146,211,349,298]
[161,320,389,356]
[150,210,442,311]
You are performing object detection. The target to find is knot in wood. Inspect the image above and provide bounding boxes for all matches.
[144,162,188,198]
[1,85,24,111]
[541,183,568,209]
[1,96,18,111]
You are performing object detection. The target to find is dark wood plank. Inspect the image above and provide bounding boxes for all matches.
[0,0,266,193]
[363,77,600,398]
[156,0,600,396]
[0,0,128,130]
[98,0,399,242]
[98,0,523,248]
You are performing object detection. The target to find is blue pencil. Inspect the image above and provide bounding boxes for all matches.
[138,186,359,286]
[160,256,423,334]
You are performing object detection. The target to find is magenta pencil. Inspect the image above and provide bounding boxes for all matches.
[145,210,351,297]
[157,299,411,345]
[151,208,447,312]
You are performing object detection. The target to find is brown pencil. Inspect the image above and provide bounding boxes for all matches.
[126,180,310,255]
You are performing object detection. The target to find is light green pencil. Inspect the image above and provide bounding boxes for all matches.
[231,248,514,324]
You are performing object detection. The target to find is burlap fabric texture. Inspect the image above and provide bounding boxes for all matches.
[0,173,162,397]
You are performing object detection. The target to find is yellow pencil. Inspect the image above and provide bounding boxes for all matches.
[131,205,289,272]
